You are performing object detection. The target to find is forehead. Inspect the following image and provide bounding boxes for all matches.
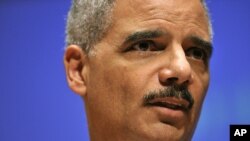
[109,0,210,41]
[113,0,205,18]
[118,0,201,12]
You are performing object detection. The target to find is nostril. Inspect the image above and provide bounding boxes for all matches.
[160,77,190,86]
[164,77,178,85]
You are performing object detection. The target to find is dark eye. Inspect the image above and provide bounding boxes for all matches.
[186,47,206,60]
[130,40,157,51]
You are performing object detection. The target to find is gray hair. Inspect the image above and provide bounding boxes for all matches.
[66,0,114,52]
[66,0,212,53]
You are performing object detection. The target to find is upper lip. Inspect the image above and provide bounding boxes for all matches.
[146,97,190,111]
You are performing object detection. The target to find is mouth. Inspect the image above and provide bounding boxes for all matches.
[145,97,190,111]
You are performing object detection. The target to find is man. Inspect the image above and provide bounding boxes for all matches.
[64,0,213,140]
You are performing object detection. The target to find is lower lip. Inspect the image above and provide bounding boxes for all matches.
[149,106,188,123]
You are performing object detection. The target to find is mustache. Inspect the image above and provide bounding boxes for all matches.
[143,84,194,110]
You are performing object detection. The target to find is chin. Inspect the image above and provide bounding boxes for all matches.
[128,122,193,141]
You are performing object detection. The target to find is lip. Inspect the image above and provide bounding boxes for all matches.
[145,97,190,123]
[146,97,190,111]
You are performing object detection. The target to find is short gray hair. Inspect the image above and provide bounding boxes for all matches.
[66,0,212,53]
[66,0,114,52]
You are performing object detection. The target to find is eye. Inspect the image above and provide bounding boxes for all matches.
[186,47,206,60]
[129,40,157,51]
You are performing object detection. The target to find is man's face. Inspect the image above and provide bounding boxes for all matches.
[67,0,212,140]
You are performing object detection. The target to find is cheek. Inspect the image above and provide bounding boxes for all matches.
[86,61,144,121]
[102,65,145,106]
[190,71,209,114]
[184,72,209,136]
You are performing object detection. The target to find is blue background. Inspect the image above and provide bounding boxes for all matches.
[1,0,250,141]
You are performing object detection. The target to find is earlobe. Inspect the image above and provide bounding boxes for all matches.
[64,45,87,96]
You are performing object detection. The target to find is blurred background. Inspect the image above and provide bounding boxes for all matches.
[0,0,250,141]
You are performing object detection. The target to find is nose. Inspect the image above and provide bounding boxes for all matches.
[158,46,193,86]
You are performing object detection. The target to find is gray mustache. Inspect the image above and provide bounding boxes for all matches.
[143,84,194,109]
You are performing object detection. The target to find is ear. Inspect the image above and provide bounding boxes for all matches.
[64,45,88,96]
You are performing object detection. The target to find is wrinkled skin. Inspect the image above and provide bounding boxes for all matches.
[64,0,212,141]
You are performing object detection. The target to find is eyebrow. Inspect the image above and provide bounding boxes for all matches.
[124,30,168,44]
[188,36,213,58]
